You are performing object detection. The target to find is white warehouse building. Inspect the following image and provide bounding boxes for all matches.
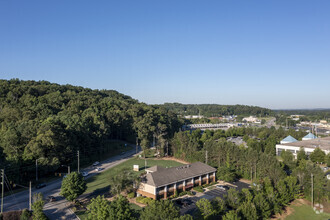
[276,136,330,158]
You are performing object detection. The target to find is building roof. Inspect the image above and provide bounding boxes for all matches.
[145,165,165,173]
[281,135,298,144]
[303,133,317,140]
[142,162,216,187]
[280,136,330,151]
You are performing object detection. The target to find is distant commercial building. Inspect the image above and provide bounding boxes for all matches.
[184,115,204,119]
[242,116,260,123]
[137,162,216,199]
[276,136,330,158]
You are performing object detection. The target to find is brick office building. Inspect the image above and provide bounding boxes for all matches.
[137,162,217,199]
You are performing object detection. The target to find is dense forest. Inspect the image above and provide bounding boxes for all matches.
[170,127,330,204]
[0,79,182,184]
[159,103,273,117]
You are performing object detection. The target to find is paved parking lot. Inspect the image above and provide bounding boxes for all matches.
[179,180,250,215]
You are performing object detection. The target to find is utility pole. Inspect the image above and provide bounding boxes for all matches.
[68,166,70,174]
[136,137,138,154]
[311,173,314,208]
[29,181,31,211]
[1,169,4,214]
[77,150,80,173]
[166,141,169,157]
[153,134,155,148]
[36,159,38,182]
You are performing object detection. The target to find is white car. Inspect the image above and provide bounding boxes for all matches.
[95,167,103,172]
[92,161,100,166]
[81,171,88,177]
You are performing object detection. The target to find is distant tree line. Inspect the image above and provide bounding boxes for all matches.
[0,79,182,185]
[159,103,273,117]
[275,109,330,123]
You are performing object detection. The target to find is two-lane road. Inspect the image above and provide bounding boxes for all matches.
[3,145,141,220]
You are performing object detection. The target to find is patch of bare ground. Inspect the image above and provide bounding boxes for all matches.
[239,179,252,184]
[272,200,300,220]
[156,157,189,164]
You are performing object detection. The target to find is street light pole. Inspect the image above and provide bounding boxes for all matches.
[36,159,38,182]
[1,169,4,214]
[136,137,138,154]
[29,181,31,211]
[77,150,80,173]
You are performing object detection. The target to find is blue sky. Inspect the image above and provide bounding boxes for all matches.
[1,0,329,109]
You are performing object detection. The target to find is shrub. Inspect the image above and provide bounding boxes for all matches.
[20,209,32,220]
[136,196,154,204]
[127,192,135,199]
[193,186,204,193]
[178,191,193,197]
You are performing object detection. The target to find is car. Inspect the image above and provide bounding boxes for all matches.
[36,183,46,189]
[323,167,329,171]
[81,171,89,177]
[92,161,100,166]
[182,199,193,207]
[216,185,227,191]
[48,196,56,202]
[175,199,183,206]
[95,167,103,172]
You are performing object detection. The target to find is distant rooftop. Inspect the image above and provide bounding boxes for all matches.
[280,135,298,144]
[302,133,317,140]
[281,136,330,151]
[142,162,216,187]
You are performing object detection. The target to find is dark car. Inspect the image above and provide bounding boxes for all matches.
[48,196,56,202]
[36,183,46,189]
[175,199,183,206]
[182,199,193,207]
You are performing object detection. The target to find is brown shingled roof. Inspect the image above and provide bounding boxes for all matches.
[143,162,216,187]
[145,165,165,173]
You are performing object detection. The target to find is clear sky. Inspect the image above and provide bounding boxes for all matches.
[1,0,329,109]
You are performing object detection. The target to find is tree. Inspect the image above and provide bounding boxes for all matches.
[310,148,326,164]
[297,147,307,162]
[237,201,257,220]
[87,196,111,220]
[140,200,179,220]
[253,193,271,219]
[222,210,241,220]
[217,166,236,182]
[211,197,226,216]
[108,195,135,220]
[31,193,47,220]
[225,188,240,209]
[20,209,32,220]
[60,172,87,202]
[196,198,217,219]
[109,168,137,196]
[325,153,330,166]
[173,215,193,220]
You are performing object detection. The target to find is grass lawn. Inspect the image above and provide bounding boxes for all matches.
[84,158,183,194]
[130,203,143,211]
[285,201,330,220]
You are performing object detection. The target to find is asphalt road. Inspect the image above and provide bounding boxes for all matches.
[3,145,141,220]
